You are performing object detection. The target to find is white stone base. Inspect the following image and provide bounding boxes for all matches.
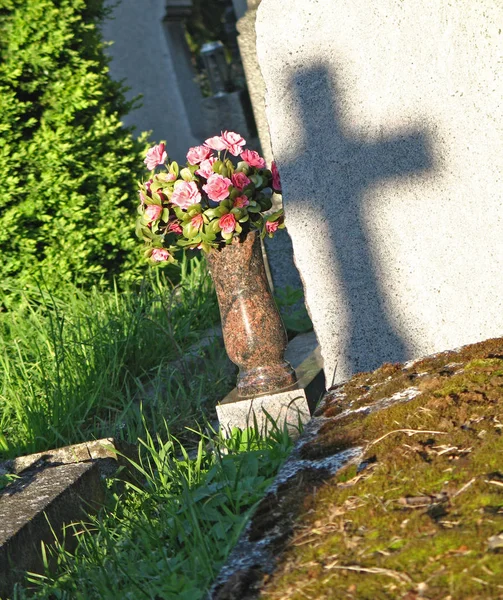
[216,388,311,439]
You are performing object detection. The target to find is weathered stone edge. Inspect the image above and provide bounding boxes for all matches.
[0,438,136,598]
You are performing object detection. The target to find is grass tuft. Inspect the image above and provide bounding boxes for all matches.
[0,256,224,458]
[12,424,293,599]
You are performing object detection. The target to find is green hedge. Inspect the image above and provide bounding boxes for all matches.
[0,0,145,298]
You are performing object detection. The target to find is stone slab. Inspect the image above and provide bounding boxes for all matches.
[102,0,199,161]
[256,0,503,385]
[236,1,272,168]
[284,330,318,370]
[0,438,134,597]
[210,336,503,599]
[217,387,310,438]
[201,91,254,144]
[1,438,127,477]
[216,331,324,437]
[236,1,307,304]
[231,0,247,20]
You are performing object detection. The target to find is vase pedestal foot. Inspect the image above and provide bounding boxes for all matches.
[217,333,326,439]
[237,361,297,399]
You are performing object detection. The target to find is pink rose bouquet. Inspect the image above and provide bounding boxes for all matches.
[136,132,285,264]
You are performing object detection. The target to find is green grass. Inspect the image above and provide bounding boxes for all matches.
[11,424,292,600]
[0,259,304,599]
[0,256,228,459]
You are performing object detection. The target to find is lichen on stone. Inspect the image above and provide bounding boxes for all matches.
[261,337,503,599]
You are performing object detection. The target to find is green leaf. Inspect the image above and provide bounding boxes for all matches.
[173,207,186,220]
[187,204,202,216]
[204,207,225,219]
[208,219,222,234]
[0,432,9,453]
[259,197,273,211]
[150,180,164,193]
[176,238,196,247]
[135,220,144,239]
[249,174,263,188]
[180,168,193,181]
[170,161,179,177]
[141,226,154,239]
[150,193,163,206]
[200,229,216,243]
[268,209,284,221]
[224,158,235,176]
[236,161,250,174]
[182,222,199,239]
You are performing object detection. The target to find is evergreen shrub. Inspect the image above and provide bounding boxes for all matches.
[0,0,145,299]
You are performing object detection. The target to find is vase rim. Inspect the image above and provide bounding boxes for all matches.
[208,229,258,255]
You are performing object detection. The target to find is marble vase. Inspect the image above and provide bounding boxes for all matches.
[206,230,297,398]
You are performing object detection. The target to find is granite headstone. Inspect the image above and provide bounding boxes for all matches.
[256,0,503,384]
[236,0,306,300]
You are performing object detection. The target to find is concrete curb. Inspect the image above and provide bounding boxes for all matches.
[0,438,136,598]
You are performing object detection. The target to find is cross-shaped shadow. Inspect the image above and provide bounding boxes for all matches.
[282,65,435,382]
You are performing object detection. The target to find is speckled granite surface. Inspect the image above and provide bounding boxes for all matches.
[207,231,296,398]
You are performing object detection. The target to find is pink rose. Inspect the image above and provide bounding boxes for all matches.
[204,135,227,151]
[151,248,170,262]
[240,149,266,169]
[204,131,247,156]
[202,173,232,202]
[186,145,213,165]
[139,191,146,206]
[221,130,246,156]
[145,204,162,223]
[171,181,201,209]
[196,156,217,179]
[145,179,153,193]
[271,161,282,192]
[144,143,167,170]
[166,172,177,182]
[234,195,250,208]
[231,172,251,191]
[219,213,236,234]
[168,221,183,234]
[191,214,204,230]
[265,220,279,235]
